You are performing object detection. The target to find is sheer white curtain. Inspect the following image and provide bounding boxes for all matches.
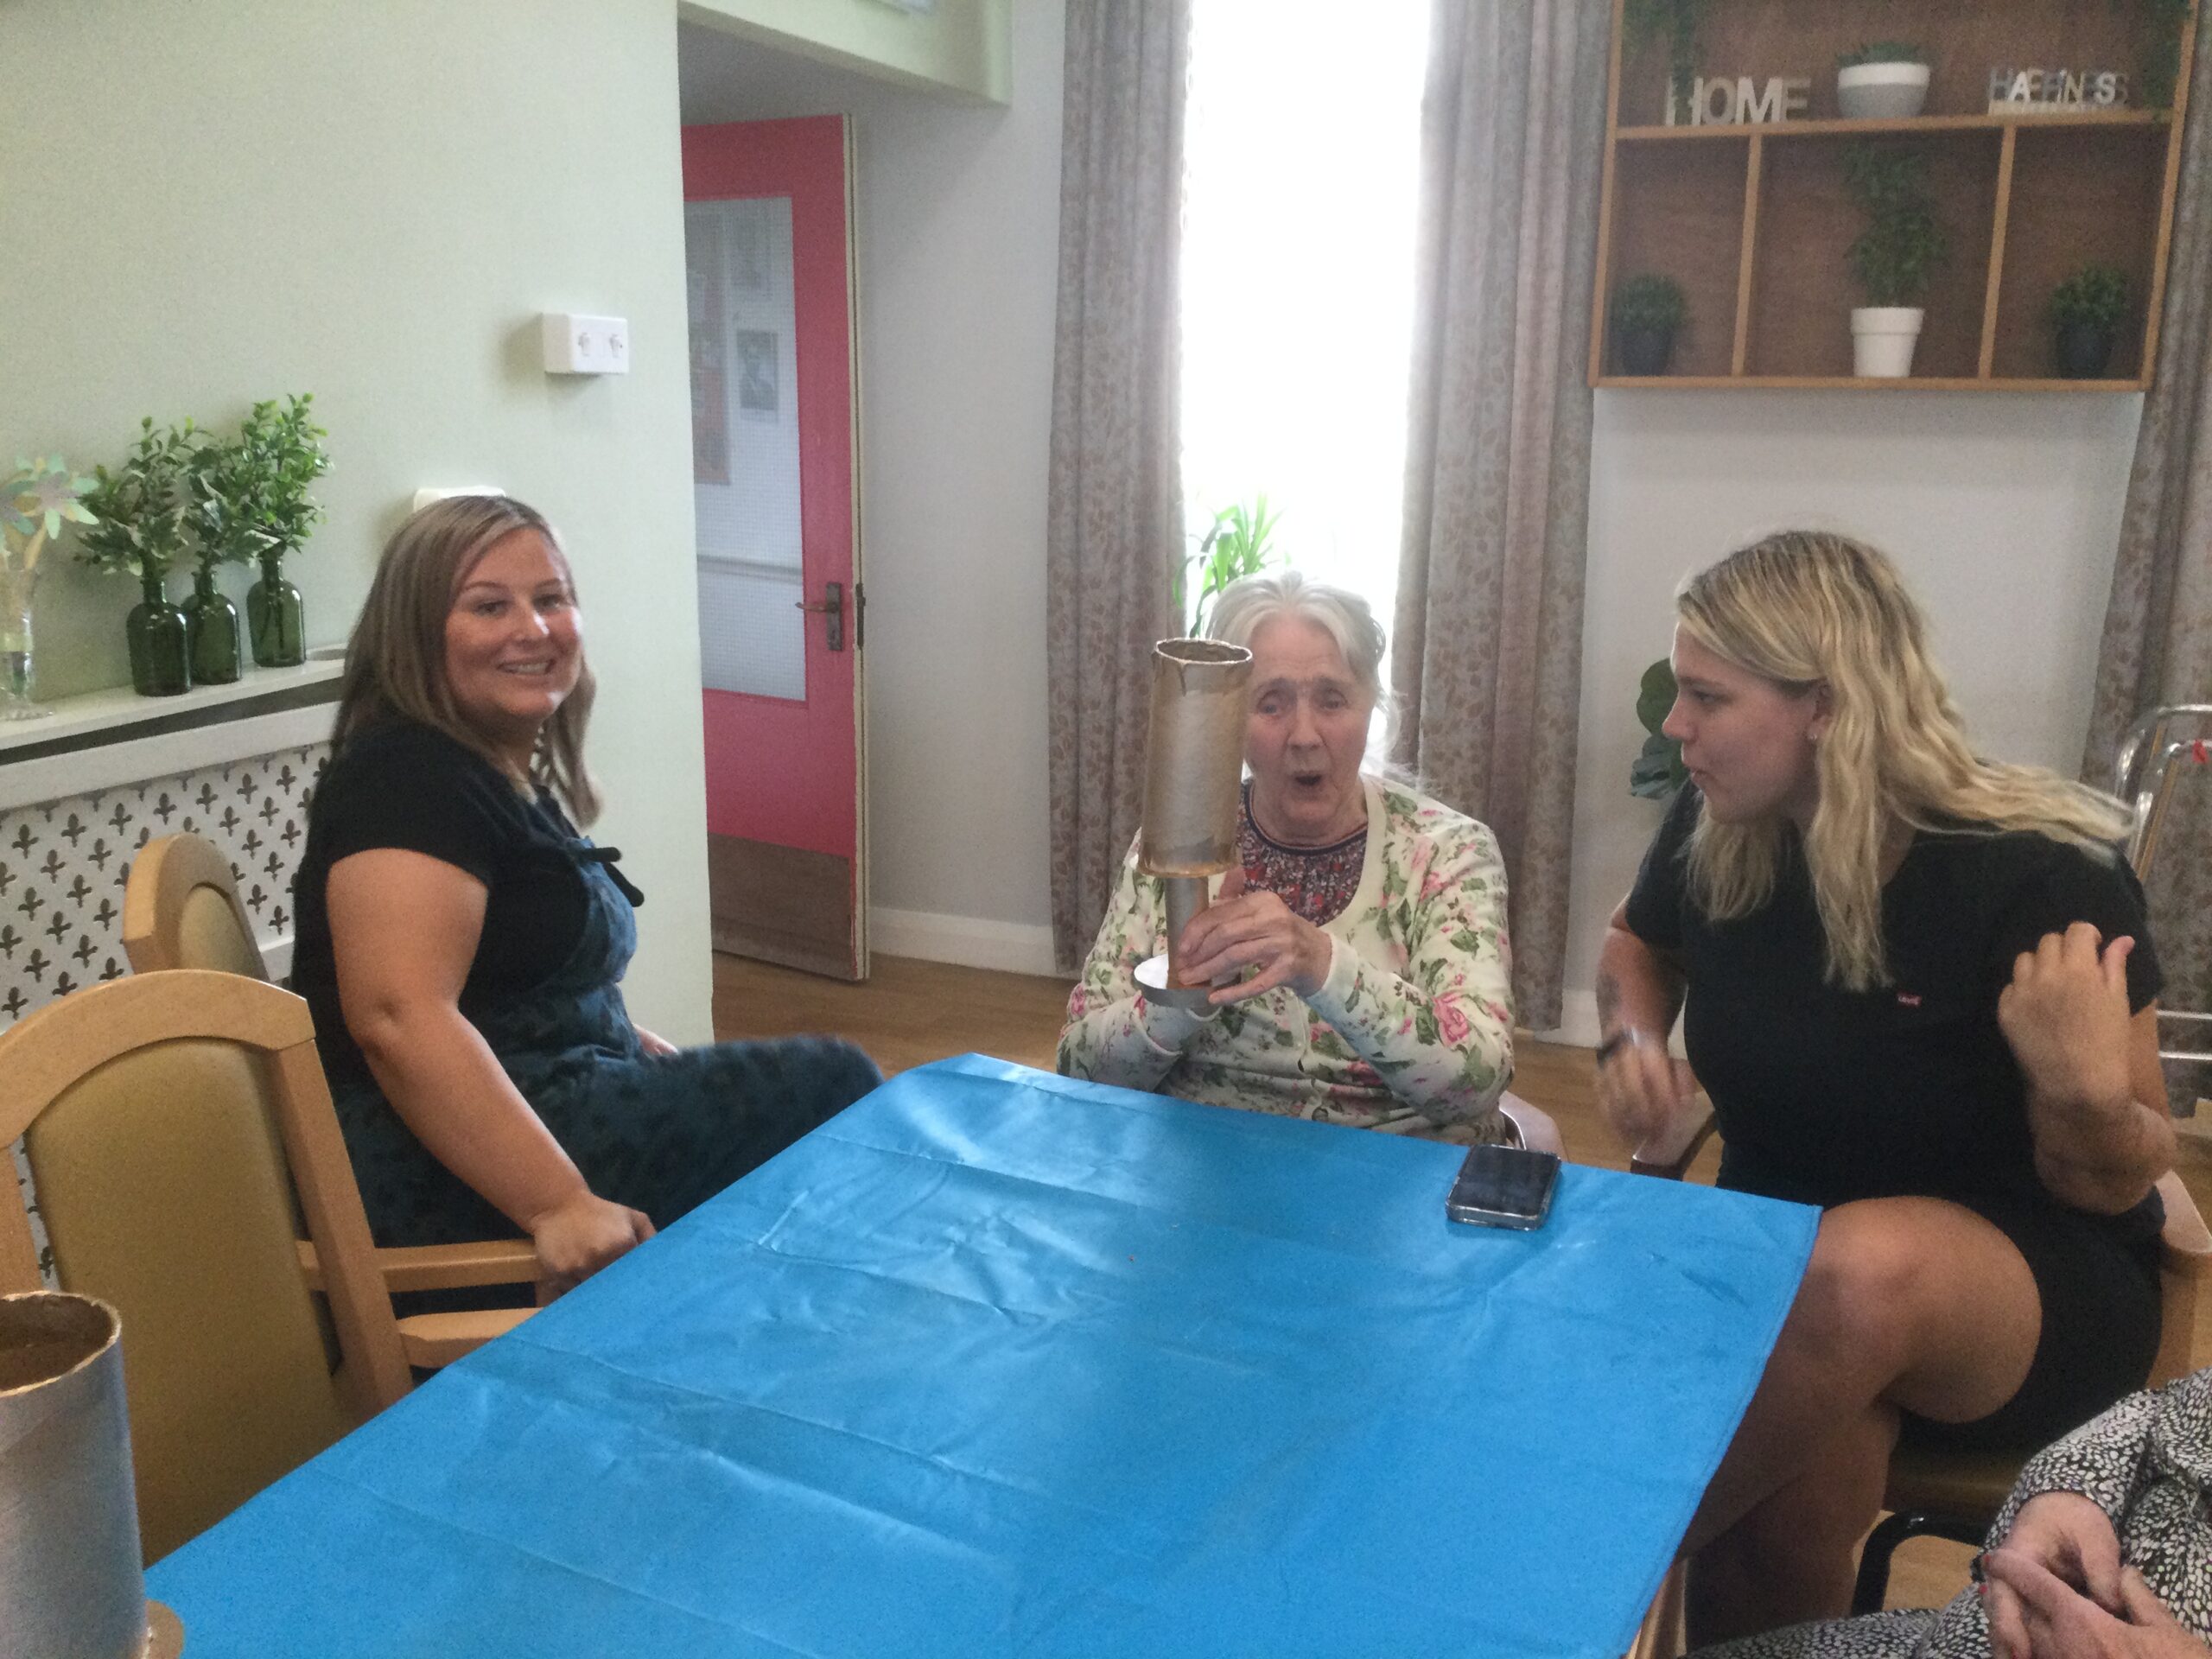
[1179,0,1431,654]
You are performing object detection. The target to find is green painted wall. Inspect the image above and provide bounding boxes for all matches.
[0,0,715,1038]
[679,0,1010,102]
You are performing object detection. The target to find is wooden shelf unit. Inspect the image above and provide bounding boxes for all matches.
[1589,0,2197,391]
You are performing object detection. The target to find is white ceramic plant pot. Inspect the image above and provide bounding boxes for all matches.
[1837,62,1931,119]
[1852,307,1924,377]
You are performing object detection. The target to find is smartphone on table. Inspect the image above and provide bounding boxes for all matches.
[1445,1143,1561,1230]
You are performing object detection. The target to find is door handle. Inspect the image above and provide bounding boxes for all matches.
[794,581,844,652]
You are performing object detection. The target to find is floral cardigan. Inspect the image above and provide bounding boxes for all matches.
[1056,777,1516,1137]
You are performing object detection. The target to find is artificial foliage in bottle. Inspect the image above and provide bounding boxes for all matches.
[77,420,195,697]
[237,395,329,668]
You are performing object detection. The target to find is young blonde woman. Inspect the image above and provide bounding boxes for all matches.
[1598,531,2172,1646]
[290,495,880,1298]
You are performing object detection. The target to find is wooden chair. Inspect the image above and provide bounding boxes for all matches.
[121,830,270,981]
[1621,1099,2210,1655]
[122,832,540,1328]
[0,971,533,1560]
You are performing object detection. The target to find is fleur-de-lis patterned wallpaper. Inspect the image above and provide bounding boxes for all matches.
[7,741,330,1275]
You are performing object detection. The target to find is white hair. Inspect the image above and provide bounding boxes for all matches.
[1205,570,1408,777]
[1205,570,1386,705]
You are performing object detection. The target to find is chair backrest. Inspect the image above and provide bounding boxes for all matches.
[0,971,410,1561]
[122,832,269,979]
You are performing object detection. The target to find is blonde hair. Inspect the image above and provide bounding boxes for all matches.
[333,494,601,824]
[1677,530,2127,990]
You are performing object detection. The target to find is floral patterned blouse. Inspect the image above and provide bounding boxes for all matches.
[1056,777,1516,1137]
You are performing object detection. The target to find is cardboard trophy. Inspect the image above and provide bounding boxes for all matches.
[0,1292,184,1658]
[1133,639,1254,1011]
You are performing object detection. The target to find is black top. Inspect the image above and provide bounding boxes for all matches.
[290,721,601,1092]
[1624,784,2162,1214]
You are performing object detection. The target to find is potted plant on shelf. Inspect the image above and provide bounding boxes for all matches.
[1630,658,1687,801]
[1611,276,1688,375]
[77,419,195,697]
[0,458,97,721]
[181,426,259,685]
[238,394,329,668]
[2046,264,2130,380]
[1837,41,1931,120]
[1844,143,1948,378]
[1624,0,1705,119]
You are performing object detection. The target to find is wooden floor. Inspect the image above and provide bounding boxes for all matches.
[714,949,2212,1619]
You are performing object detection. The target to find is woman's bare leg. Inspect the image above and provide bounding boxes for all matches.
[1681,1197,2041,1646]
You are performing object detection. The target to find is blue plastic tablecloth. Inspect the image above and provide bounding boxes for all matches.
[149,1055,1815,1658]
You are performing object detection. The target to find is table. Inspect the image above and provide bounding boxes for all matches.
[149,1056,1815,1657]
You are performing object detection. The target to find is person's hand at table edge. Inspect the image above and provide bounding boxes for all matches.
[528,1189,655,1300]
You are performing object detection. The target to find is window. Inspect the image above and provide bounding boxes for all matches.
[1179,0,1432,652]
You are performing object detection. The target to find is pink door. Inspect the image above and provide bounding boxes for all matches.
[683,116,867,981]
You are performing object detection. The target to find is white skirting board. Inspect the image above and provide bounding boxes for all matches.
[1535,990,1603,1049]
[868,907,1061,978]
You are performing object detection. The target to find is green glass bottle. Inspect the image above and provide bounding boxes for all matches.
[127,566,192,696]
[247,553,305,668]
[183,564,242,685]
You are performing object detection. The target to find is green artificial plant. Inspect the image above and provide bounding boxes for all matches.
[2135,0,2196,107]
[76,419,194,586]
[1630,658,1688,800]
[2047,264,2131,334]
[237,393,330,563]
[1843,143,1949,308]
[1174,496,1284,636]
[1624,0,1706,114]
[1610,274,1688,336]
[1837,41,1928,67]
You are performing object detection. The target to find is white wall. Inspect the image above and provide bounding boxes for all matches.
[6,0,715,1039]
[679,1,1065,974]
[1553,389,2143,1041]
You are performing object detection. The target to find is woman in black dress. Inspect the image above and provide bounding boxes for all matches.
[1596,531,2173,1646]
[291,495,879,1297]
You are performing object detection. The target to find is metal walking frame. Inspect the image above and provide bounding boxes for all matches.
[2113,702,2212,1069]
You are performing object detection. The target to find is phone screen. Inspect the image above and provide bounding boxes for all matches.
[1445,1143,1561,1230]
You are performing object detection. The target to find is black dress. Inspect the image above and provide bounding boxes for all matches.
[1624,785,2164,1450]
[290,720,881,1248]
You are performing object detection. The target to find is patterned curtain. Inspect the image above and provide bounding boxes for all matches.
[2083,29,2212,1071]
[1046,0,1189,973]
[1390,0,1610,1030]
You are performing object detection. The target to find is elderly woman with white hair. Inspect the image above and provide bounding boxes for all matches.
[1057,571,1516,1140]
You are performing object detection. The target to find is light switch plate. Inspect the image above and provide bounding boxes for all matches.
[543,313,631,375]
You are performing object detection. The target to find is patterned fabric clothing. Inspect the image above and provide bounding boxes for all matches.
[1237,785,1368,926]
[1693,1367,2212,1659]
[1056,776,1515,1135]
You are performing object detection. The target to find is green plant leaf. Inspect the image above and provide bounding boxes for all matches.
[1636,657,1677,734]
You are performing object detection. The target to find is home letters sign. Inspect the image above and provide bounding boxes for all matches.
[1666,74,1813,125]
